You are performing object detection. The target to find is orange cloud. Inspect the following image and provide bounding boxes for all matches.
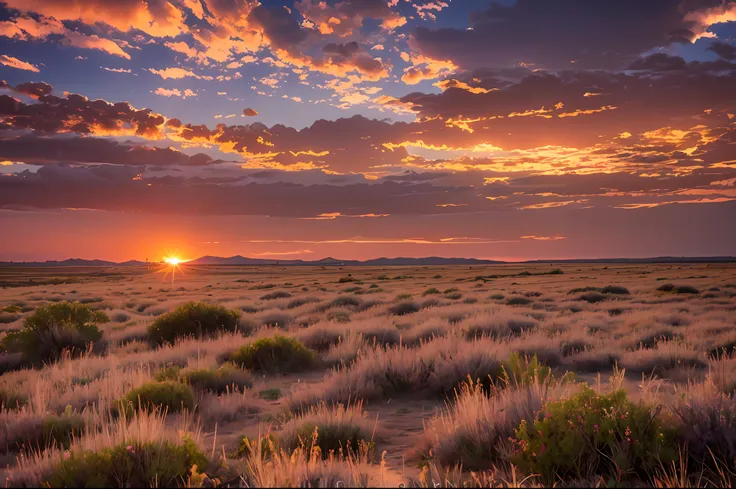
[0,54,39,72]
[299,212,390,220]
[153,88,196,98]
[521,235,566,241]
[433,78,496,94]
[62,31,130,59]
[149,67,211,80]
[2,0,188,37]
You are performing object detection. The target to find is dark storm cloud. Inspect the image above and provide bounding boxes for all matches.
[0,134,219,166]
[409,0,730,70]
[0,82,165,138]
[708,41,736,60]
[0,168,479,216]
[248,4,310,51]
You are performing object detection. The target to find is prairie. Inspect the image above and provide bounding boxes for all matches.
[0,262,735,487]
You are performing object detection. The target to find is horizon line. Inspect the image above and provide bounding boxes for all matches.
[1,254,735,266]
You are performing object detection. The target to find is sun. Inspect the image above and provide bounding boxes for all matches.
[157,250,189,284]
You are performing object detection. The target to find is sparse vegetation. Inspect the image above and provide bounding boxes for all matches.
[0,263,732,487]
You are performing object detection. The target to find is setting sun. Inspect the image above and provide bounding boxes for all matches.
[163,256,181,265]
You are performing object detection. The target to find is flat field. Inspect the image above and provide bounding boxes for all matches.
[0,263,735,487]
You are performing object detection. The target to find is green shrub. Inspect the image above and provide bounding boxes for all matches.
[445,292,463,300]
[181,364,252,394]
[147,301,241,345]
[338,276,355,283]
[6,413,85,452]
[43,437,207,488]
[0,302,107,364]
[501,353,554,388]
[230,336,316,374]
[512,387,676,482]
[284,421,374,459]
[40,414,85,450]
[279,402,377,460]
[119,382,195,414]
[423,288,440,296]
[259,388,282,400]
[153,365,182,382]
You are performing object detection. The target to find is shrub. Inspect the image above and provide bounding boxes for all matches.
[286,297,319,309]
[43,437,207,488]
[329,296,361,308]
[338,276,355,283]
[568,286,600,294]
[147,301,241,345]
[578,292,607,303]
[506,297,533,306]
[230,336,316,374]
[0,302,107,364]
[421,381,547,471]
[423,288,441,296]
[259,388,282,401]
[657,284,699,294]
[181,364,253,394]
[258,312,292,328]
[445,292,463,300]
[120,382,195,414]
[260,291,292,300]
[672,384,736,474]
[4,413,85,452]
[279,401,377,459]
[601,285,630,295]
[387,301,419,316]
[298,327,345,351]
[674,285,699,294]
[153,365,182,382]
[512,387,676,482]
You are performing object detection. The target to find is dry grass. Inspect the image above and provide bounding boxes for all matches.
[0,262,733,486]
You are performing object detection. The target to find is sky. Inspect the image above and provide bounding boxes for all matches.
[0,0,735,262]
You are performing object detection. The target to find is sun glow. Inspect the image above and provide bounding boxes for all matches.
[158,250,188,284]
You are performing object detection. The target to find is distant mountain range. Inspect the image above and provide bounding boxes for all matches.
[0,255,735,267]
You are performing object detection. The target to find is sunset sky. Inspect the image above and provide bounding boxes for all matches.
[0,0,735,262]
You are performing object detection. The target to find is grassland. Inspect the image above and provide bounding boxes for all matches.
[0,262,734,487]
